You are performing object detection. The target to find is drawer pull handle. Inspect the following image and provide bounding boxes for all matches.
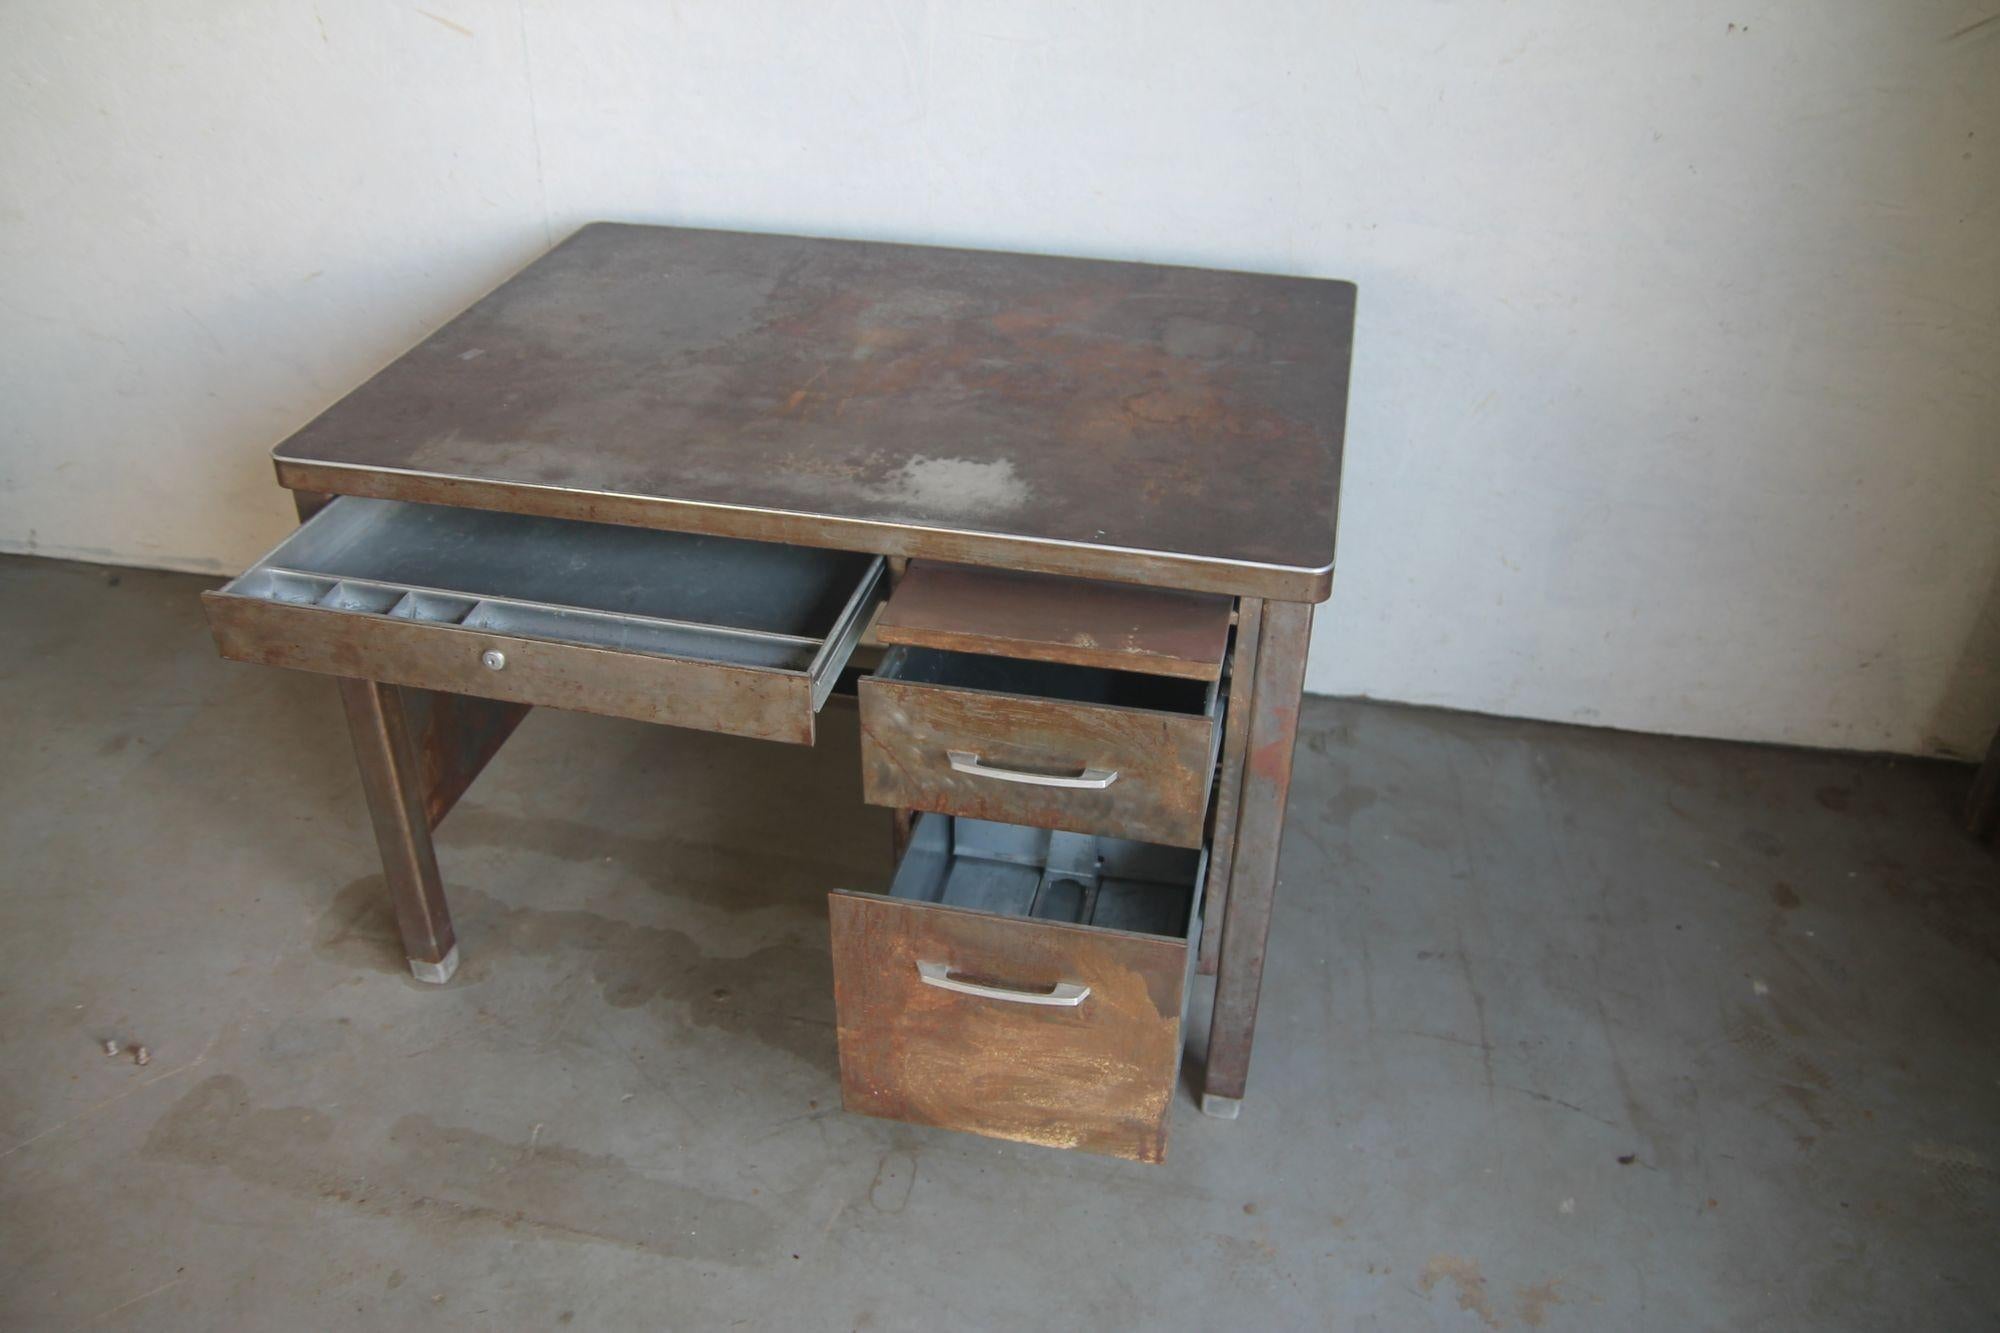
[945,750,1119,790]
[916,961,1090,1007]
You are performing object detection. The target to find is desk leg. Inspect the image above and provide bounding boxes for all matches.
[1202,599,1312,1117]
[1198,598,1263,976]
[339,678,460,983]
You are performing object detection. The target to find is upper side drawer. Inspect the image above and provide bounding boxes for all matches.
[859,647,1221,847]
[829,813,1206,1164]
[873,561,1234,680]
[203,498,884,744]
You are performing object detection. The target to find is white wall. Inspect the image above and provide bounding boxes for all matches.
[4,2,1997,756]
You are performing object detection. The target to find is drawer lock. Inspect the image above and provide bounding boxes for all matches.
[480,649,507,671]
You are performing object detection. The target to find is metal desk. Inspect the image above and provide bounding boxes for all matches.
[212,223,1354,1159]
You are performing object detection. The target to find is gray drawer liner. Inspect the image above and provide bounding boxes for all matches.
[888,813,1205,941]
[220,497,884,708]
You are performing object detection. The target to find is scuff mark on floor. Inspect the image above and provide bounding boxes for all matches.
[143,1075,776,1261]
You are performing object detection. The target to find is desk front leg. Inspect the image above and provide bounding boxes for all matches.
[334,681,526,983]
[1203,598,1312,1117]
[339,678,461,982]
[290,490,526,984]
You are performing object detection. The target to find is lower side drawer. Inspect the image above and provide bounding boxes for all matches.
[828,814,1205,1164]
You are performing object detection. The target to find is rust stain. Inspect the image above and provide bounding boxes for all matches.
[781,364,832,416]
[746,274,1313,475]
[1419,1254,1500,1329]
[859,672,1214,849]
[1247,702,1300,781]
[271,224,1351,595]
[1516,1279,1563,1327]
[830,891,1186,1163]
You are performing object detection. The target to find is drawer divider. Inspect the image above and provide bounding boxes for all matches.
[261,566,825,648]
[206,496,885,743]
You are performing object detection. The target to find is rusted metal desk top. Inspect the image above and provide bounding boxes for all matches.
[274,224,1354,601]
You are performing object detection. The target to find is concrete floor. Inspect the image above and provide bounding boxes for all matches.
[2,555,1997,1332]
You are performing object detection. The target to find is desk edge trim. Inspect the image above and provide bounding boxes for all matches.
[273,457,1337,603]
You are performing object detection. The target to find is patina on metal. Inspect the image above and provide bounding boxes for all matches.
[858,645,1222,848]
[1203,599,1314,1116]
[1198,596,1264,976]
[212,225,1350,1148]
[204,495,887,744]
[829,813,1206,1164]
[272,223,1352,602]
[873,560,1235,680]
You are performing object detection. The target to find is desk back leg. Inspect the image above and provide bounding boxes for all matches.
[338,677,460,984]
[1202,599,1312,1116]
[1198,598,1264,976]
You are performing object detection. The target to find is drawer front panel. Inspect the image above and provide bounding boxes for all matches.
[859,675,1217,847]
[874,561,1234,680]
[829,891,1191,1164]
[205,594,817,743]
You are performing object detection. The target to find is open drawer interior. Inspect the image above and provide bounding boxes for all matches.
[888,813,1203,941]
[220,498,883,708]
[874,646,1218,718]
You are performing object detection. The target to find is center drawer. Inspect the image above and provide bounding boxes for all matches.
[203,497,884,744]
[829,813,1206,1163]
[858,646,1222,847]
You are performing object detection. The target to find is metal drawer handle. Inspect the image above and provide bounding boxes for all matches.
[945,750,1119,790]
[916,960,1090,1007]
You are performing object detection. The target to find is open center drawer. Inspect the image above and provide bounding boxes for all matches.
[829,813,1206,1164]
[203,497,884,744]
[858,646,1222,847]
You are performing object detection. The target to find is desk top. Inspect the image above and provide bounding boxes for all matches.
[274,224,1353,601]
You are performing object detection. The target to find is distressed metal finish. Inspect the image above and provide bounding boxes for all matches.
[1204,600,1313,1108]
[206,496,886,740]
[873,561,1233,680]
[338,678,457,982]
[398,689,530,830]
[205,594,824,744]
[828,891,1194,1164]
[1197,597,1264,976]
[858,663,1219,849]
[271,223,1353,603]
[216,227,1354,1155]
